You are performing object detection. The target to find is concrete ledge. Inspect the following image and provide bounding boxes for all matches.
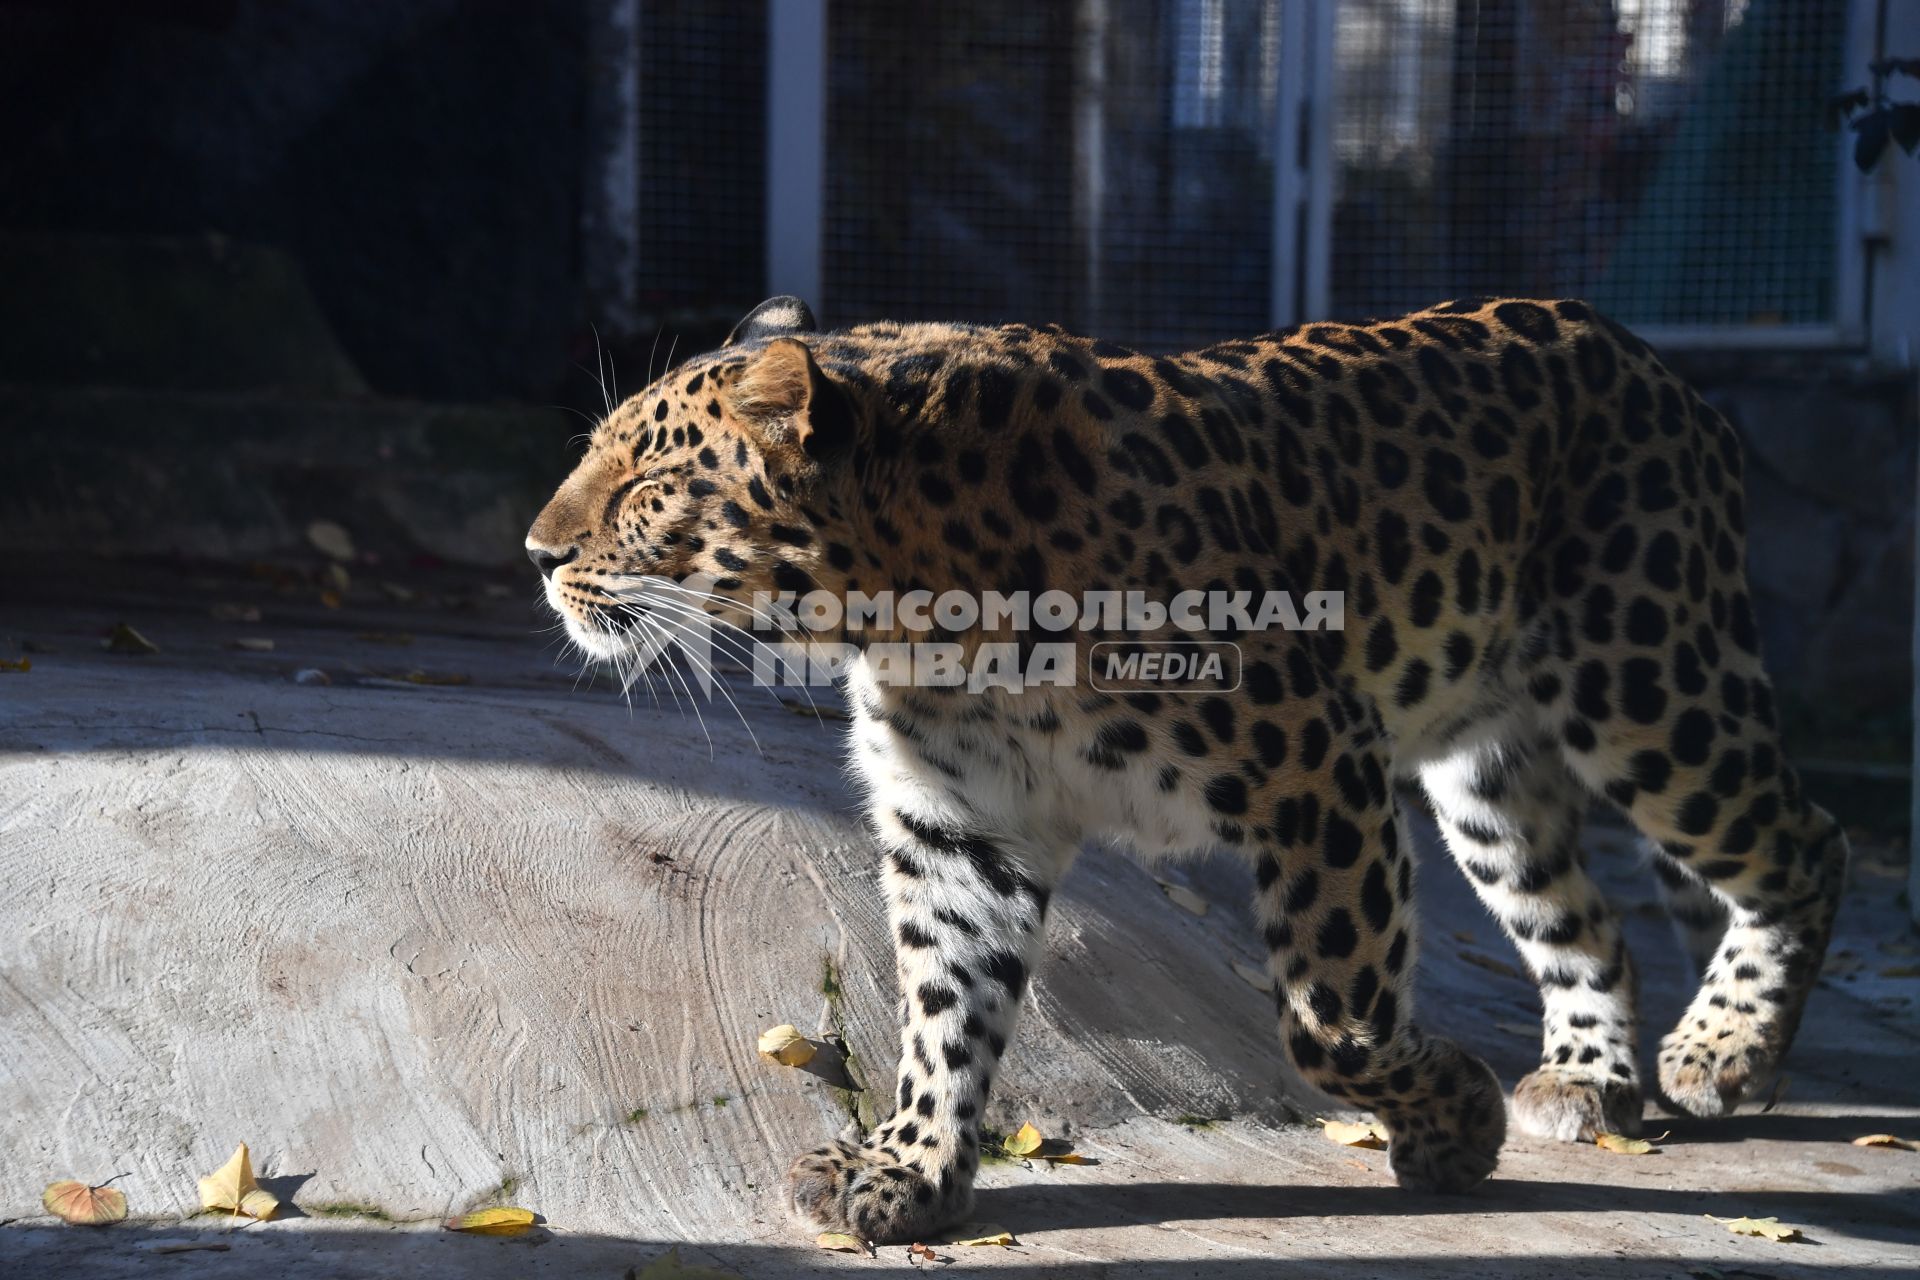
[2,572,1916,1276]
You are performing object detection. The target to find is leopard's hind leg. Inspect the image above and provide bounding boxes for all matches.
[1417,708,1644,1141]
[1531,391,1848,1118]
[1557,690,1847,1118]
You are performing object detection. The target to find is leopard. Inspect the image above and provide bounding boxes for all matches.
[527,293,1848,1244]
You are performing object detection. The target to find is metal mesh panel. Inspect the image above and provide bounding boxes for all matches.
[825,0,1282,348]
[635,0,765,316]
[1328,0,1848,328]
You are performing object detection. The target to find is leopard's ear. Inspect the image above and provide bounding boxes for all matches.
[723,337,853,461]
[724,295,818,347]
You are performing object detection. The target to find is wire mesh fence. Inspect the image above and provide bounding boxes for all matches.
[634,0,766,320]
[1328,0,1850,329]
[824,0,1284,348]
[632,0,1853,345]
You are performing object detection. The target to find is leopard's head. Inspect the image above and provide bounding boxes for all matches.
[526,297,856,663]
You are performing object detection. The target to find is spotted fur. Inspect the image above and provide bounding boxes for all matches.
[529,295,1848,1243]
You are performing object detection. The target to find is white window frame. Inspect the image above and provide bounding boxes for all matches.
[766,0,826,308]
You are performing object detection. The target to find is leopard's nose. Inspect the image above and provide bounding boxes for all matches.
[526,541,580,579]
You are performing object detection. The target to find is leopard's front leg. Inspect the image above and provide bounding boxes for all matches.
[787,800,1064,1243]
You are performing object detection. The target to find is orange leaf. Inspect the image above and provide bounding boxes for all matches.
[42,1179,127,1226]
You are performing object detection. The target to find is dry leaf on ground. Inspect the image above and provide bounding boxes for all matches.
[197,1144,279,1221]
[443,1206,538,1236]
[0,657,28,673]
[781,699,848,720]
[306,520,355,561]
[1595,1131,1666,1155]
[104,623,158,655]
[1707,1214,1803,1242]
[1319,1118,1389,1149]
[627,1246,745,1279]
[1457,949,1523,981]
[906,1241,944,1264]
[757,1024,818,1068]
[404,670,470,686]
[815,1233,871,1255]
[1852,1133,1916,1151]
[1003,1122,1045,1158]
[1230,959,1274,992]
[42,1179,128,1226]
[1156,880,1209,916]
[947,1225,1016,1246]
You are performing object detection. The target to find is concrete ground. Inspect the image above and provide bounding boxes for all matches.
[3,561,1917,1278]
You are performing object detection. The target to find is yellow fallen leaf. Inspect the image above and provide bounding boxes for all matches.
[1708,1214,1803,1242]
[42,1179,127,1226]
[0,657,28,673]
[814,1232,870,1255]
[1319,1118,1389,1150]
[627,1247,745,1280]
[197,1144,278,1221]
[947,1224,1015,1246]
[757,1024,818,1068]
[1852,1133,1917,1151]
[1230,959,1274,992]
[1156,880,1209,916]
[1003,1122,1045,1158]
[1595,1131,1665,1155]
[443,1206,538,1235]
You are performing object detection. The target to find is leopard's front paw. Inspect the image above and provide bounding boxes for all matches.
[787,1139,967,1244]
[1656,1022,1776,1118]
[1512,1067,1643,1142]
[1384,1048,1506,1194]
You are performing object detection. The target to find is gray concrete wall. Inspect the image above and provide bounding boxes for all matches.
[1671,351,1916,747]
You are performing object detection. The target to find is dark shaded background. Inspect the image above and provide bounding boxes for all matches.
[0,0,1910,802]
